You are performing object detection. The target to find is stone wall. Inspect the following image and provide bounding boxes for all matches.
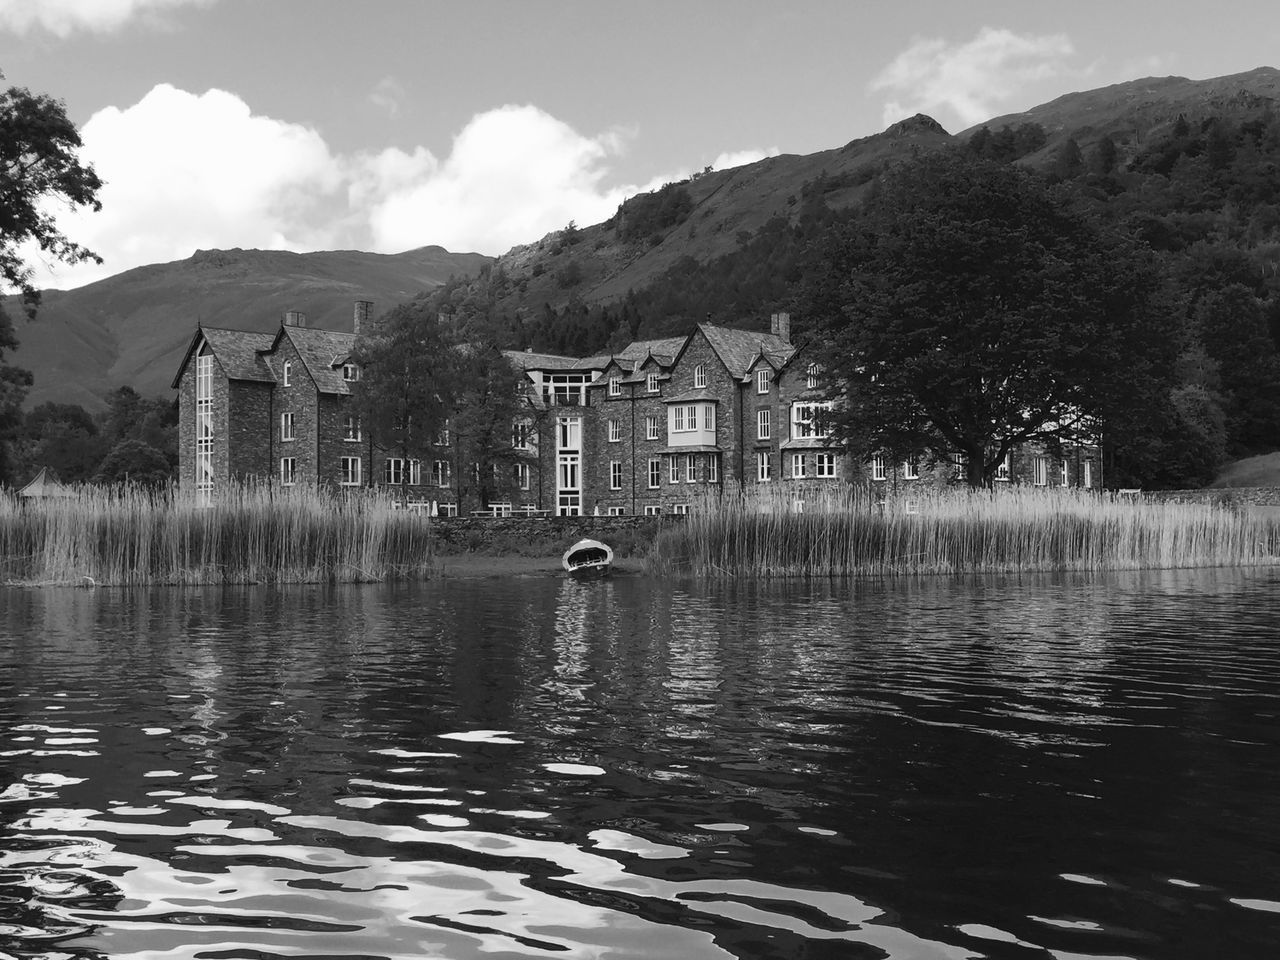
[427,514,679,555]
[1141,487,1280,507]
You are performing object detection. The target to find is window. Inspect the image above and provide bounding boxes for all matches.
[1033,457,1048,486]
[647,372,660,393]
[757,408,771,440]
[342,363,359,382]
[608,377,621,397]
[815,452,835,478]
[996,454,1011,482]
[694,363,706,388]
[385,458,404,485]
[408,459,422,485]
[1060,460,1070,487]
[1083,460,1093,489]
[669,457,680,484]
[684,453,696,483]
[673,503,690,516]
[436,422,450,446]
[791,453,806,479]
[606,506,625,517]
[646,415,660,440]
[282,360,291,387]
[902,458,920,480]
[280,412,295,442]
[344,415,361,442]
[648,458,661,489]
[608,418,622,443]
[340,456,362,486]
[951,452,966,481]
[672,404,699,432]
[610,461,623,490]
[280,457,296,486]
[644,505,662,516]
[872,455,886,481]
[756,451,772,482]
[195,351,214,503]
[791,401,833,439]
[432,460,451,487]
[756,368,771,394]
[707,455,719,484]
[515,462,531,490]
[512,420,532,450]
[806,363,819,389]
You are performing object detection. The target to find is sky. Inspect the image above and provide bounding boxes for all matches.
[2,0,1279,290]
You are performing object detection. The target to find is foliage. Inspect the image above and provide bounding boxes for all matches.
[0,74,102,485]
[92,438,172,487]
[614,182,694,243]
[799,150,1170,487]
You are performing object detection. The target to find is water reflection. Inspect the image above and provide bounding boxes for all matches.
[1,568,1279,958]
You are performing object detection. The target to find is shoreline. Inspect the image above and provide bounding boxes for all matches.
[431,553,648,579]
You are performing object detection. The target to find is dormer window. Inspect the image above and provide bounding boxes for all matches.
[756,368,771,394]
[342,363,359,382]
[608,377,621,397]
[646,372,660,394]
[282,360,292,387]
[694,364,706,389]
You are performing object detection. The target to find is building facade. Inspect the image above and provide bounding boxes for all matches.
[173,304,1099,512]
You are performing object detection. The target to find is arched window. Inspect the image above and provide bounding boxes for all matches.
[282,360,292,386]
[807,363,819,389]
[694,363,706,388]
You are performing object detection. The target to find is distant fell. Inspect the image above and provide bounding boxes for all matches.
[8,245,490,409]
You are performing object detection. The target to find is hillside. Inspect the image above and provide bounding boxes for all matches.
[7,246,490,409]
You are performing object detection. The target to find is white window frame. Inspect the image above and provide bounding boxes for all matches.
[707,455,719,484]
[280,412,295,442]
[1060,459,1070,487]
[432,459,451,487]
[515,461,531,491]
[385,458,405,485]
[694,363,706,388]
[512,419,532,450]
[1034,456,1048,486]
[606,506,625,516]
[806,363,819,389]
[756,368,771,394]
[1083,460,1093,489]
[408,459,422,485]
[282,360,291,387]
[668,457,680,484]
[646,372,660,394]
[342,363,359,382]
[608,377,621,397]
[757,408,771,440]
[648,458,661,489]
[684,453,696,483]
[815,452,835,478]
[756,451,771,482]
[791,453,806,479]
[996,453,1011,482]
[872,455,886,481]
[436,422,450,446]
[671,404,699,433]
[280,457,296,486]
[646,415,661,440]
[610,460,623,490]
[195,351,214,503]
[672,503,690,516]
[644,505,662,516]
[902,458,920,480]
[340,456,362,486]
[608,418,622,443]
[344,415,361,442]
[791,401,833,440]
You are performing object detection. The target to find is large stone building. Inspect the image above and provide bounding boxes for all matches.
[172,301,1099,512]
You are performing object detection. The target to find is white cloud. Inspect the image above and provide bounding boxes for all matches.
[368,76,406,119]
[0,0,211,36]
[30,87,776,289]
[871,27,1075,129]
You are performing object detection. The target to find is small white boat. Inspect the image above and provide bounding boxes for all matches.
[562,538,613,579]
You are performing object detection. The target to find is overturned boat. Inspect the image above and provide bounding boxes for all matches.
[562,538,613,579]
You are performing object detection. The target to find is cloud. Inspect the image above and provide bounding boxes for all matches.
[368,76,406,119]
[35,84,343,287]
[0,0,211,36]
[31,87,776,289]
[871,27,1075,129]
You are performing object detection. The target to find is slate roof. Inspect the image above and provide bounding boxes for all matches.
[280,326,360,395]
[663,388,721,404]
[171,327,277,388]
[614,337,686,367]
[698,323,795,379]
[503,349,598,372]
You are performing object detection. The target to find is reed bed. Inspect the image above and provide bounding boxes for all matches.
[649,485,1280,577]
[0,482,436,586]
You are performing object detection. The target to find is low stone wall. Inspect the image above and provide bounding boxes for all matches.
[1141,487,1280,507]
[429,515,679,556]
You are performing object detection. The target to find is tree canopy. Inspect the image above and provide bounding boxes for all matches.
[799,150,1171,487]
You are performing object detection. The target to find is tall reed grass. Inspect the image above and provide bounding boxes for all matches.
[649,485,1280,577]
[0,482,436,586]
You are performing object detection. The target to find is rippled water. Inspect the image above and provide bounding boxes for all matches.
[3,568,1280,959]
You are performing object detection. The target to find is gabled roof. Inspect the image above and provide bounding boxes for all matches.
[272,326,359,395]
[697,323,796,379]
[170,326,276,388]
[615,336,685,367]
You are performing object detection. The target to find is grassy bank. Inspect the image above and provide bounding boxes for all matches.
[1,483,435,586]
[648,486,1280,577]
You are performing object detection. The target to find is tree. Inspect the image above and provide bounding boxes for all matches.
[348,301,459,494]
[93,439,172,488]
[800,150,1170,487]
[449,343,537,511]
[0,75,102,484]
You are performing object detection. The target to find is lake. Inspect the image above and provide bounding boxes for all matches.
[2,569,1279,959]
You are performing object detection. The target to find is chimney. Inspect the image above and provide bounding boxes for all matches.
[283,310,307,328]
[770,311,791,343]
[353,299,372,335]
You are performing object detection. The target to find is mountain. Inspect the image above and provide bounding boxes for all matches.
[8,245,490,410]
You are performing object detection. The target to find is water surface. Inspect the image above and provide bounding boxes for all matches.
[2,569,1279,959]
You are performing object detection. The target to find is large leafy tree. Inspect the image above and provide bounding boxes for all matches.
[800,150,1171,487]
[0,75,102,484]
[449,343,537,510]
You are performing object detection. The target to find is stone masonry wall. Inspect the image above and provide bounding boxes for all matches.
[428,514,678,555]
[1142,486,1280,507]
